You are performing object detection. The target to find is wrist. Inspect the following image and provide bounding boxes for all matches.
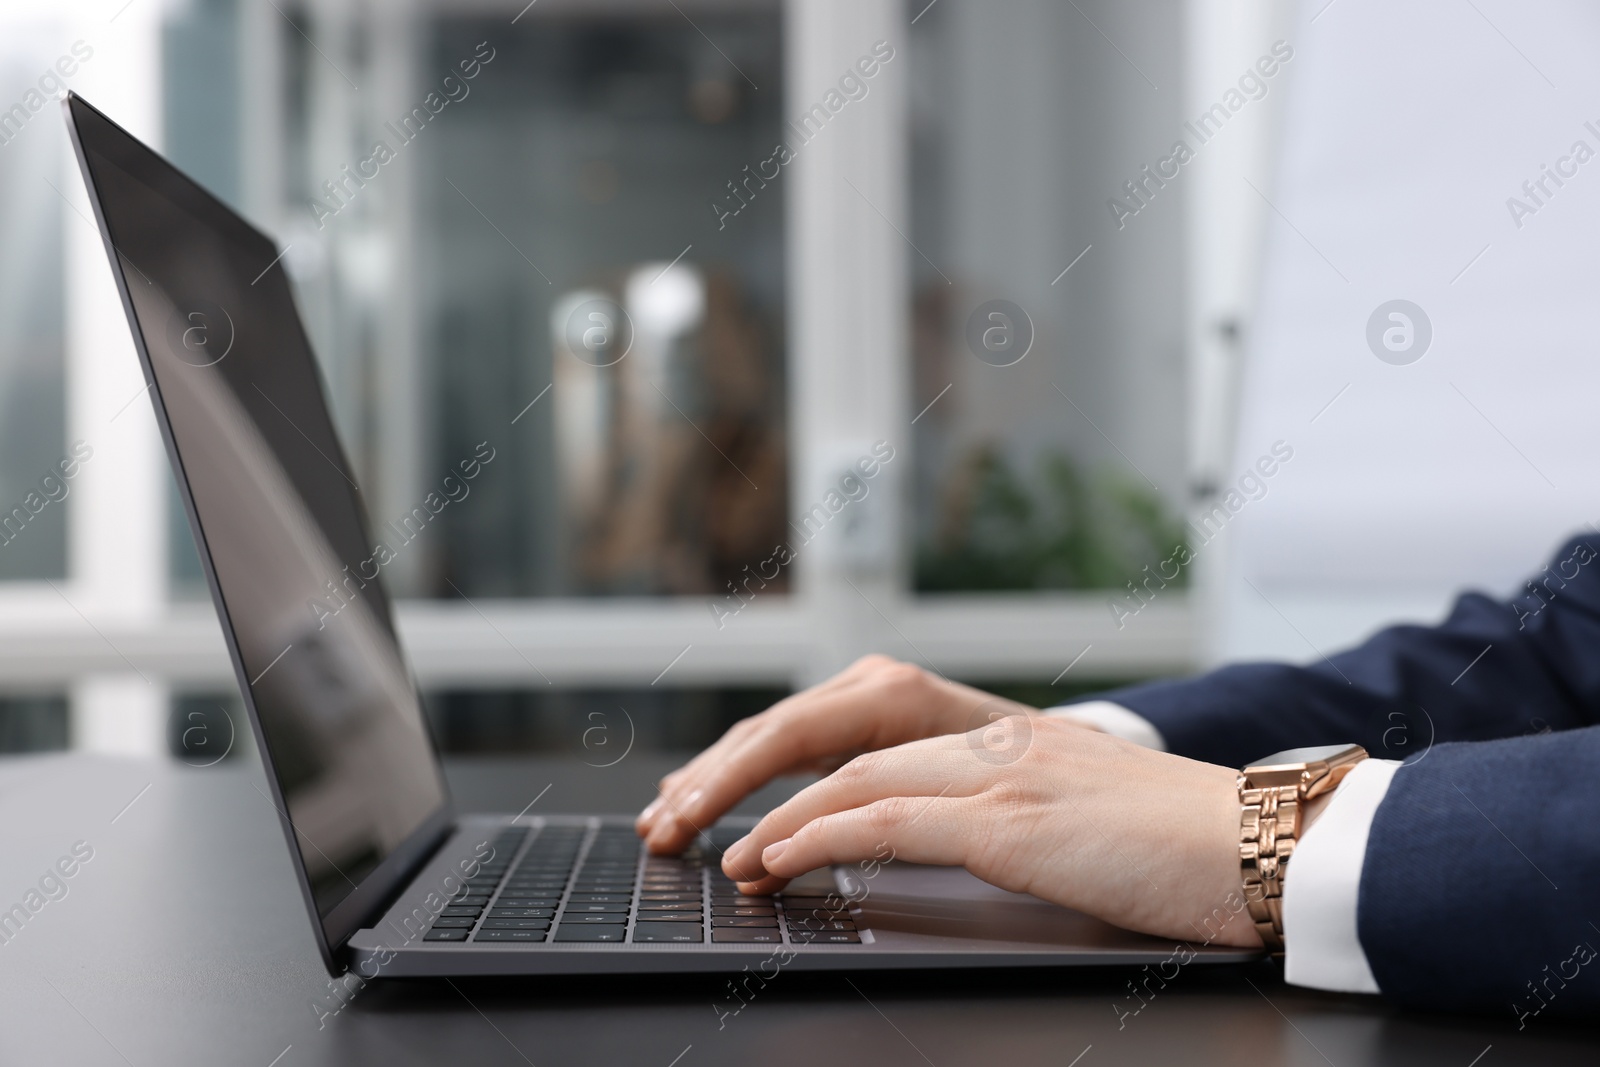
[1236,744,1369,953]
[1201,767,1266,948]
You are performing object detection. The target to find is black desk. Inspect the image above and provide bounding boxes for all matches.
[1,752,1590,1066]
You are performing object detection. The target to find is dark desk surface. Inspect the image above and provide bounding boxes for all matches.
[1,751,1591,1066]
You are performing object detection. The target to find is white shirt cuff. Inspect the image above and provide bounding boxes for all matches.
[1043,700,1166,751]
[1281,757,1401,994]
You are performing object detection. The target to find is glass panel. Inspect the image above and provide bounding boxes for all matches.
[908,0,1190,594]
[260,2,788,602]
[423,7,787,599]
[0,694,68,753]
[0,14,71,580]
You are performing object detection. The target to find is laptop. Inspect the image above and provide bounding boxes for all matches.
[62,92,1255,977]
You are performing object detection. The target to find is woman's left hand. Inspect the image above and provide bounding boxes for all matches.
[718,715,1263,947]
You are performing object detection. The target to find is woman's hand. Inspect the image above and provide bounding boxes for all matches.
[719,717,1262,947]
[633,655,1041,855]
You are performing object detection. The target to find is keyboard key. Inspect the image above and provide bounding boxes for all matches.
[636,910,702,922]
[429,917,477,928]
[554,925,626,942]
[482,918,552,930]
[568,894,632,903]
[494,898,560,909]
[790,930,861,943]
[785,907,849,921]
[637,900,701,912]
[563,912,629,923]
[489,908,555,918]
[440,906,484,918]
[710,895,774,907]
[640,893,700,902]
[474,928,546,942]
[715,907,776,917]
[712,928,782,943]
[712,916,778,928]
[565,902,630,914]
[788,919,856,932]
[632,923,704,943]
[424,928,470,941]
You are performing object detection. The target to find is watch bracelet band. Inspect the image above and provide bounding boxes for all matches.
[1238,780,1300,954]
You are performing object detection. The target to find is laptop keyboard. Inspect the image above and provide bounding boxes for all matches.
[421,823,864,946]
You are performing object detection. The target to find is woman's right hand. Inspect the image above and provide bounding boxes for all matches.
[633,654,1045,859]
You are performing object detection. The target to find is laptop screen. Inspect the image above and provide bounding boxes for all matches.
[66,96,448,928]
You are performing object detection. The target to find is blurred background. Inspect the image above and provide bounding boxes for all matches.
[2,0,1597,766]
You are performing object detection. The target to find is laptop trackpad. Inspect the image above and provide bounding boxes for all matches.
[836,862,1166,948]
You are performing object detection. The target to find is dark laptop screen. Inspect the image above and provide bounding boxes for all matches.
[67,97,447,922]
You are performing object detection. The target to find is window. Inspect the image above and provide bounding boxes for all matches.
[5,0,1217,757]
[908,0,1189,596]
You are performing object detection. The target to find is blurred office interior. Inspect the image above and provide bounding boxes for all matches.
[1,0,1596,764]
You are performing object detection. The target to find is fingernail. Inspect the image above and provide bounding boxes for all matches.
[761,838,791,866]
[720,834,749,867]
[640,797,664,823]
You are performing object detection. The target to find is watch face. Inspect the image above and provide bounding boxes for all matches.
[1251,744,1360,768]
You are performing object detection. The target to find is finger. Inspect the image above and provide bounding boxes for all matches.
[738,795,975,890]
[642,706,850,855]
[642,671,923,852]
[635,663,874,839]
[638,748,851,838]
[721,736,981,877]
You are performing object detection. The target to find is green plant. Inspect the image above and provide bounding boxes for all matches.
[915,445,1187,593]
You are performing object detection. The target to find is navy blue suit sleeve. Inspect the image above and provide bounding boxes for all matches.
[1359,729,1600,1015]
[1089,534,1600,767]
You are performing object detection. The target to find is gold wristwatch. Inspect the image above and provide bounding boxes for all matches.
[1238,744,1368,954]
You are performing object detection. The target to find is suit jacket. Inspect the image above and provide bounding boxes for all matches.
[1101,533,1600,1015]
